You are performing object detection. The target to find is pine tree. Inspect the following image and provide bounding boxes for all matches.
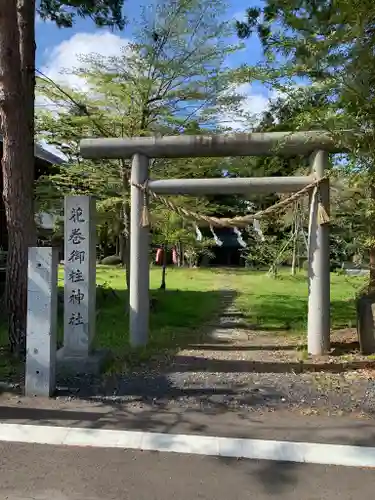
[0,0,125,355]
[236,0,375,289]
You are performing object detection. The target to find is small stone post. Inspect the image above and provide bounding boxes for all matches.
[129,154,150,346]
[63,195,96,356]
[25,247,58,397]
[307,150,330,355]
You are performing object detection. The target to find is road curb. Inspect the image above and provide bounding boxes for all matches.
[0,422,374,468]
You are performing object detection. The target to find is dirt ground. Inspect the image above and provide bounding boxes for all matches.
[1,290,375,419]
[179,321,375,377]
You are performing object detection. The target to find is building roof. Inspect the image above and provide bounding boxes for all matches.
[213,227,247,248]
[196,226,247,248]
[0,135,64,165]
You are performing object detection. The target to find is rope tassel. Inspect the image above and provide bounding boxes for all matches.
[317,201,330,225]
[316,180,330,225]
[141,184,150,227]
[141,204,150,227]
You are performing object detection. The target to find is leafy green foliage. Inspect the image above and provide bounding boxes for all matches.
[234,0,375,286]
[36,0,245,263]
[38,0,126,28]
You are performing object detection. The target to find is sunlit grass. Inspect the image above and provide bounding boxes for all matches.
[0,266,365,379]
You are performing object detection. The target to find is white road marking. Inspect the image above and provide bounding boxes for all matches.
[0,422,374,468]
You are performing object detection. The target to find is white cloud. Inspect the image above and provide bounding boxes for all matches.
[37,32,128,113]
[219,83,281,131]
[41,31,129,90]
[240,83,271,113]
[36,32,130,159]
[233,10,248,22]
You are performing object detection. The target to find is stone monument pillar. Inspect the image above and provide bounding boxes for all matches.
[63,195,96,356]
[25,247,58,397]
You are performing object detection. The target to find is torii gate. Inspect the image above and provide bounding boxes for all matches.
[80,131,345,356]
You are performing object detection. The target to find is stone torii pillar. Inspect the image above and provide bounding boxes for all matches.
[307,150,330,355]
[129,154,150,347]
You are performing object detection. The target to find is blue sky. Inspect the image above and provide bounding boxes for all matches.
[36,0,264,67]
[36,0,271,126]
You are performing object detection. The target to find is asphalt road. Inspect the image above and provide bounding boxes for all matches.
[1,442,375,500]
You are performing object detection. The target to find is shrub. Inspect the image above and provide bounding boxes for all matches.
[101,255,122,266]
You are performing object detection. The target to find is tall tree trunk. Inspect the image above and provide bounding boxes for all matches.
[120,161,130,290]
[177,241,182,267]
[369,246,375,292]
[116,233,122,260]
[17,0,35,139]
[119,230,128,269]
[369,184,375,293]
[122,202,130,290]
[291,215,297,276]
[160,244,167,290]
[0,0,36,355]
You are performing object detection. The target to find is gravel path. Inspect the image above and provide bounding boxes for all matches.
[51,284,375,419]
[55,362,375,417]
[1,276,374,420]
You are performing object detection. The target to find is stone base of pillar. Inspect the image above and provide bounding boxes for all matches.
[56,348,111,377]
[356,294,375,355]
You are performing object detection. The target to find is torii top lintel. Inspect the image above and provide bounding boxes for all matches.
[80,130,352,160]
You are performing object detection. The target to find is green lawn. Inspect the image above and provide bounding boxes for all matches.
[222,269,364,334]
[0,266,366,379]
[91,265,223,365]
